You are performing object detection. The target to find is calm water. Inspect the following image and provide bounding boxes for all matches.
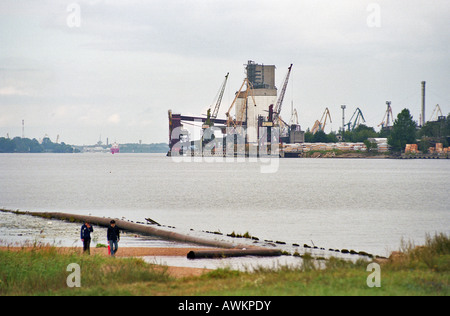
[0,153,449,256]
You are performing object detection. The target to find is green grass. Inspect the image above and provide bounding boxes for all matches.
[0,233,449,296]
[0,246,169,296]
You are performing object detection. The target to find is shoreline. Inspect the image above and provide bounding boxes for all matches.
[0,246,221,257]
[0,246,216,278]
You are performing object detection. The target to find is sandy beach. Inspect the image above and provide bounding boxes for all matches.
[0,246,218,278]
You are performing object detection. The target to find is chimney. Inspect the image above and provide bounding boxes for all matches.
[421,81,426,126]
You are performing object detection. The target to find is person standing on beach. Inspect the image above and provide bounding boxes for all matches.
[107,220,120,256]
[80,222,94,254]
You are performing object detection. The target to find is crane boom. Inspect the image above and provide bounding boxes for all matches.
[429,104,443,122]
[226,79,247,123]
[378,101,393,128]
[346,108,366,131]
[321,107,332,130]
[225,78,256,127]
[273,64,293,122]
[236,80,257,127]
[311,107,332,134]
[211,73,229,119]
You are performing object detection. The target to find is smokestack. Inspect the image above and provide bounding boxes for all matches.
[421,81,426,126]
[22,120,25,138]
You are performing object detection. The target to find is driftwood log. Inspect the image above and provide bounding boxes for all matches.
[187,249,282,259]
[2,210,283,259]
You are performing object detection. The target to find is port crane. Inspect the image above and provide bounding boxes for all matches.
[268,64,293,138]
[429,104,444,122]
[311,107,332,134]
[273,64,293,124]
[345,108,366,131]
[205,73,229,127]
[225,78,257,128]
[378,101,394,129]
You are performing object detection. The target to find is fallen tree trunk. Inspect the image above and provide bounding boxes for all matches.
[187,249,282,259]
[12,211,239,249]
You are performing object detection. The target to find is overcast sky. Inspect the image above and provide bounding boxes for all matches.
[1,0,449,145]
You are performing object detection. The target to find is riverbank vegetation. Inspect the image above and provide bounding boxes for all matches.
[0,137,170,154]
[0,137,76,153]
[304,111,450,153]
[0,233,448,296]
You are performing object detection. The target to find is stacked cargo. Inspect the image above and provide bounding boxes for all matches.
[283,143,302,153]
[335,142,368,152]
[427,143,449,154]
[296,142,369,152]
[377,143,389,153]
[283,141,395,155]
[336,143,351,151]
[405,144,418,154]
[367,138,389,153]
[405,144,411,153]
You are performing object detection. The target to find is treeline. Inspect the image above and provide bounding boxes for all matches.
[0,137,76,153]
[304,110,450,152]
[304,124,381,144]
[417,114,450,152]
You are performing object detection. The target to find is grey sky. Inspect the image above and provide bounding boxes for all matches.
[1,0,449,145]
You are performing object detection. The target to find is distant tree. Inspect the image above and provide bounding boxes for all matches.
[378,127,392,138]
[313,130,328,143]
[441,114,449,146]
[341,125,376,142]
[28,138,43,153]
[343,130,354,142]
[364,139,377,151]
[0,138,14,153]
[304,131,314,143]
[12,137,29,152]
[418,113,449,147]
[352,124,378,142]
[0,137,73,153]
[388,109,417,152]
[326,132,339,143]
[447,114,450,132]
[418,137,433,153]
[419,120,442,138]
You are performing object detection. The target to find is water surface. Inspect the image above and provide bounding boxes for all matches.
[1,153,448,256]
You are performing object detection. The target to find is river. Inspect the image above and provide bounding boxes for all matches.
[0,153,448,256]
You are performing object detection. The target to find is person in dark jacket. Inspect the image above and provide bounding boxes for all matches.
[80,222,94,254]
[107,220,120,256]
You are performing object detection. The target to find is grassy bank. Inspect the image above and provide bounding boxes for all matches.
[0,246,170,296]
[0,234,448,296]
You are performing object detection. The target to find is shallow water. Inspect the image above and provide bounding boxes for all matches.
[144,255,308,272]
[0,211,193,248]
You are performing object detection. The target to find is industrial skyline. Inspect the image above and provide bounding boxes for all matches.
[1,0,449,145]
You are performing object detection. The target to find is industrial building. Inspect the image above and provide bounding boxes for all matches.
[167,61,448,159]
[235,61,278,144]
[168,61,305,157]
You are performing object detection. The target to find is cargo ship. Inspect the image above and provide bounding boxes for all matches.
[110,142,120,154]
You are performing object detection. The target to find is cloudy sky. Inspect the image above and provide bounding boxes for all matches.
[1,0,449,145]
